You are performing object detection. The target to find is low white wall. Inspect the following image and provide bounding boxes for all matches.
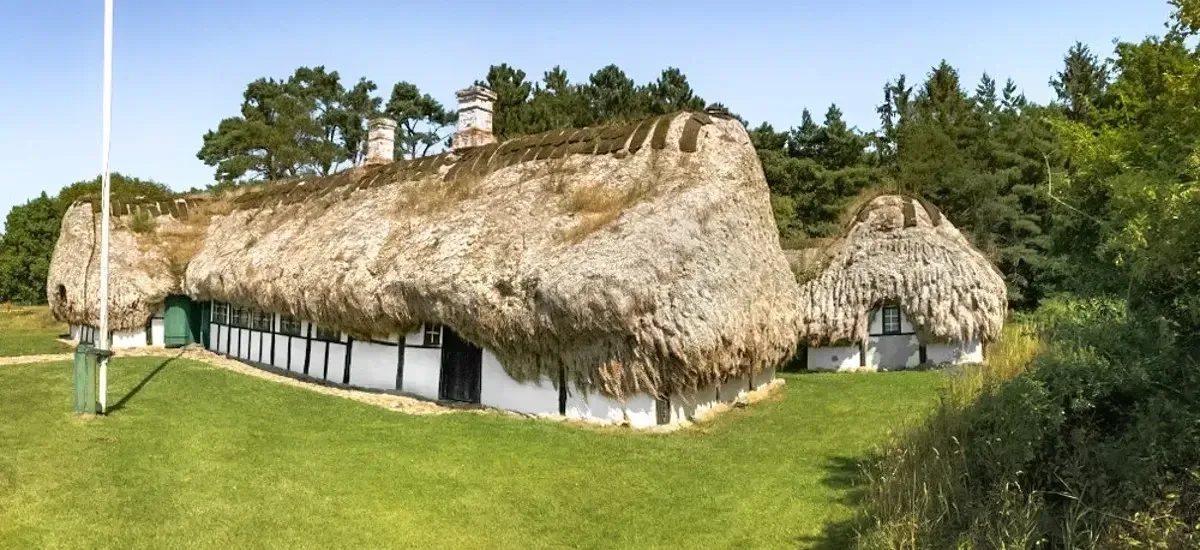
[111,328,146,349]
[479,350,559,415]
[751,366,776,389]
[248,331,263,363]
[927,338,983,365]
[149,319,165,347]
[624,394,657,428]
[308,341,329,380]
[565,389,658,427]
[866,334,921,369]
[402,347,441,400]
[718,373,750,402]
[349,341,398,390]
[565,390,624,424]
[325,343,348,384]
[807,345,862,371]
[670,384,718,423]
[238,329,252,361]
[287,337,307,372]
[269,334,289,370]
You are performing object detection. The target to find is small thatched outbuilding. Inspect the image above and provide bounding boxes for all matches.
[48,88,800,427]
[790,194,1007,371]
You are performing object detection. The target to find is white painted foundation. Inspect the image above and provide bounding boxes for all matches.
[111,328,147,348]
[199,309,780,428]
[927,338,983,365]
[807,345,862,371]
[479,351,559,416]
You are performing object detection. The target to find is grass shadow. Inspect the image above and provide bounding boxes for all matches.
[108,354,180,413]
[795,455,871,549]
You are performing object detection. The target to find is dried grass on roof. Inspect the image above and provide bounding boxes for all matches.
[793,194,1007,345]
[47,111,800,400]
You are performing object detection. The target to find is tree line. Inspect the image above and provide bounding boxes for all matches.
[2,15,1197,342]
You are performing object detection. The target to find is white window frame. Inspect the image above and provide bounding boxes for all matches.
[423,324,442,347]
[882,306,903,335]
[278,316,303,337]
[313,326,340,341]
[251,311,273,332]
[212,302,229,324]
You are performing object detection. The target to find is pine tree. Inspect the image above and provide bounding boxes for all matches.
[1049,42,1110,121]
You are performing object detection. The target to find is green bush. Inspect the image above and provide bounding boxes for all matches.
[855,296,1200,548]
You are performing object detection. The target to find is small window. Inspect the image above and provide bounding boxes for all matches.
[423,324,442,347]
[313,326,340,341]
[882,306,903,335]
[212,302,229,324]
[278,316,303,336]
[229,307,246,328]
[251,311,273,332]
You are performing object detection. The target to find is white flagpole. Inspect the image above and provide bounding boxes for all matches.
[97,0,114,414]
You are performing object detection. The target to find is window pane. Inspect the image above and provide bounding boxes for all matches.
[314,326,339,341]
[212,303,228,324]
[279,316,302,336]
[252,312,273,332]
[423,324,442,347]
[882,307,901,334]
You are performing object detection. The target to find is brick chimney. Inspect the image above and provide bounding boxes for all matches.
[453,86,498,150]
[365,117,397,164]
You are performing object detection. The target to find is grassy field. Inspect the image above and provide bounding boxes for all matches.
[0,306,69,357]
[0,355,942,548]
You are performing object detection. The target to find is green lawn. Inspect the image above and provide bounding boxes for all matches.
[0,357,941,548]
[0,306,69,357]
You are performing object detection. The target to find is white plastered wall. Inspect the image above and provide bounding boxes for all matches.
[349,338,400,391]
[807,345,862,371]
[479,350,559,415]
[402,327,442,400]
[927,338,983,365]
[110,328,147,349]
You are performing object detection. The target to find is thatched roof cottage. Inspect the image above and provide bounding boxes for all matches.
[789,194,1007,371]
[47,87,801,428]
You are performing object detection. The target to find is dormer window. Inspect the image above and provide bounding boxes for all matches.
[882,306,902,335]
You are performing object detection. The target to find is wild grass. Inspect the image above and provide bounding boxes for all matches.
[559,180,656,243]
[0,305,69,357]
[854,296,1200,548]
[854,324,1042,549]
[392,172,482,218]
[0,358,943,548]
[126,209,157,234]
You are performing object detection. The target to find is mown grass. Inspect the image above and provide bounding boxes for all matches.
[0,305,69,357]
[0,357,942,548]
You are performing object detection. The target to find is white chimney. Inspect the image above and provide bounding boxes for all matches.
[365,117,397,164]
[453,86,498,150]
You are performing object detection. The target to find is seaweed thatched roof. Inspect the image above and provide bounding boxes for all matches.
[48,111,802,399]
[792,195,1007,345]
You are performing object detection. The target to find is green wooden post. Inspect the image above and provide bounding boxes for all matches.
[73,344,96,414]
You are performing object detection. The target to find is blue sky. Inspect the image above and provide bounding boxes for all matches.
[0,0,1173,227]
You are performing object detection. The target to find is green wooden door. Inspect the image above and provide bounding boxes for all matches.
[164,295,195,348]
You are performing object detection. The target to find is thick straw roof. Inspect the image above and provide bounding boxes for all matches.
[47,112,802,399]
[793,195,1007,345]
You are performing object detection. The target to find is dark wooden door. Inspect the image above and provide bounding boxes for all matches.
[439,328,482,403]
